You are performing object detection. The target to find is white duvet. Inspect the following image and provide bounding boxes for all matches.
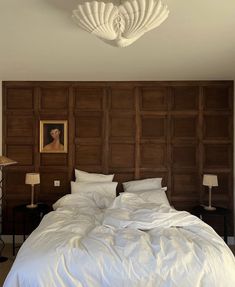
[4,192,235,287]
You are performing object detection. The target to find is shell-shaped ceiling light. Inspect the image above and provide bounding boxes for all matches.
[72,0,169,47]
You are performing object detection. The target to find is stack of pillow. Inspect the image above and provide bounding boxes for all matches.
[71,170,117,197]
[71,170,117,208]
[71,170,170,207]
[123,178,170,206]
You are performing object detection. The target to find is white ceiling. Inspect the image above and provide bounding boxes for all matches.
[0,0,235,81]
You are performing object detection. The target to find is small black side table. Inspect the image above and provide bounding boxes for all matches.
[12,203,49,256]
[192,205,229,244]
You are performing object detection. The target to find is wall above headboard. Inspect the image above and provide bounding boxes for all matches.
[2,81,234,234]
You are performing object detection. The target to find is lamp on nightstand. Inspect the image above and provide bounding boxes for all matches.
[203,174,218,211]
[0,156,17,263]
[25,173,40,208]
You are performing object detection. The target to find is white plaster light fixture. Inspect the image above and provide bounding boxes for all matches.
[72,0,169,47]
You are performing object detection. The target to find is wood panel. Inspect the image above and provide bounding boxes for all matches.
[140,87,167,111]
[74,88,104,110]
[2,81,234,235]
[7,115,34,137]
[110,88,135,110]
[172,173,200,197]
[40,87,69,110]
[140,144,166,168]
[172,145,197,169]
[39,171,69,198]
[204,144,232,168]
[75,115,103,138]
[7,145,34,166]
[141,116,166,139]
[203,115,231,139]
[6,87,34,110]
[110,115,135,138]
[40,153,68,166]
[110,144,135,168]
[75,144,102,166]
[203,86,232,110]
[172,86,199,110]
[172,116,197,139]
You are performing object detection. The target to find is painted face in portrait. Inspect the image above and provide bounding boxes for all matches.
[50,129,61,140]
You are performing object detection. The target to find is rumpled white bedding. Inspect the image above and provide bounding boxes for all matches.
[4,192,235,287]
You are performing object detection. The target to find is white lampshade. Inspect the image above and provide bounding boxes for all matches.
[203,174,218,187]
[25,173,40,185]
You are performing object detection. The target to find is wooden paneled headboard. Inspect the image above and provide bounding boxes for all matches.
[2,81,233,234]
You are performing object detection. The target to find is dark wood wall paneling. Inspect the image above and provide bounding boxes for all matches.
[2,81,234,235]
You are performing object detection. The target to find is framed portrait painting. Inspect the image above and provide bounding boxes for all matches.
[40,120,68,153]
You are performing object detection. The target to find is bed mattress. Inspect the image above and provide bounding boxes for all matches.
[4,192,235,287]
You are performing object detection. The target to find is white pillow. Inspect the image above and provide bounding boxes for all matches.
[93,193,114,209]
[129,187,170,206]
[123,178,162,193]
[71,181,117,198]
[75,169,114,182]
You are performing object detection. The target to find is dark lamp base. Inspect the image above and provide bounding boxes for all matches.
[204,206,216,211]
[26,204,38,208]
[0,256,8,263]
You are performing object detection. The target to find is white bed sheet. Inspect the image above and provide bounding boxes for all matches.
[4,192,235,287]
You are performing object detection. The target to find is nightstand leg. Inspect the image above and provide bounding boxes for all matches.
[23,212,26,242]
[13,210,15,256]
[224,215,228,244]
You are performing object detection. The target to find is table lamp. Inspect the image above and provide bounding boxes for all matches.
[0,156,17,263]
[25,173,40,208]
[203,174,218,211]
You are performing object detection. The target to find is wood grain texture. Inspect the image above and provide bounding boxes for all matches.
[2,81,234,235]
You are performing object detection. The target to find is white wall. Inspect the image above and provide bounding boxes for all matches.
[234,87,235,238]
[1,0,235,81]
[0,81,2,234]
[0,80,2,155]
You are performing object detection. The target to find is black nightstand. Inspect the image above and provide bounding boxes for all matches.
[12,203,49,256]
[192,205,229,244]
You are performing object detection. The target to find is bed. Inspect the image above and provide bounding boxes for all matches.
[4,174,235,287]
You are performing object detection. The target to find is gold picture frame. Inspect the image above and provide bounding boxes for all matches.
[40,120,68,153]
